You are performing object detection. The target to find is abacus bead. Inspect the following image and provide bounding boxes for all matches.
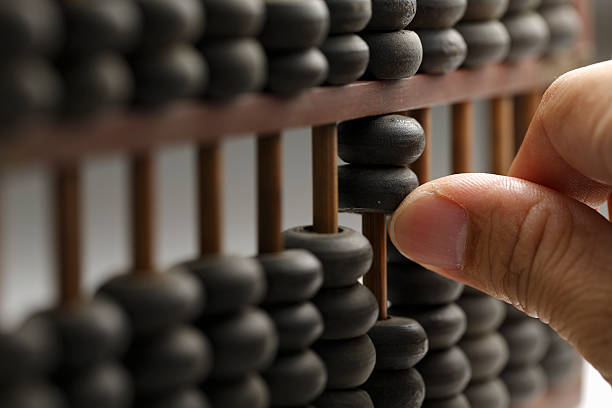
[283,226,373,289]
[137,0,204,46]
[267,48,329,94]
[62,0,142,54]
[500,318,550,366]
[99,270,204,336]
[361,30,423,80]
[362,368,425,408]
[410,0,468,29]
[180,255,264,316]
[313,389,374,408]
[504,302,526,321]
[506,0,541,13]
[391,303,467,351]
[502,11,549,61]
[205,307,278,379]
[325,0,372,34]
[0,0,63,56]
[0,382,66,408]
[456,21,510,68]
[457,295,506,335]
[540,0,570,5]
[501,366,547,406]
[338,115,425,166]
[388,263,464,306]
[263,349,327,406]
[314,283,379,340]
[367,316,428,370]
[127,325,212,395]
[422,394,470,408]
[204,374,270,408]
[338,165,419,213]
[464,379,510,408]
[462,0,509,20]
[459,332,509,381]
[313,335,376,389]
[202,38,267,100]
[266,302,324,351]
[204,0,265,37]
[260,0,330,51]
[140,389,210,408]
[131,44,208,106]
[44,297,130,370]
[417,28,468,74]
[258,249,323,305]
[540,4,581,54]
[416,346,471,399]
[542,332,581,387]
[320,34,370,86]
[366,0,416,31]
[59,362,132,408]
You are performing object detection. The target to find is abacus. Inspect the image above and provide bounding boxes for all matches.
[0,0,592,407]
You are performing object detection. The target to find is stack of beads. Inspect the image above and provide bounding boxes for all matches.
[538,0,582,55]
[501,0,550,61]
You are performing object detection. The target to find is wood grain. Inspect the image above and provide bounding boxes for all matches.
[312,124,338,234]
[411,108,432,183]
[363,213,388,320]
[492,97,515,175]
[131,153,155,274]
[452,102,473,173]
[199,143,222,255]
[257,133,283,254]
[514,91,542,150]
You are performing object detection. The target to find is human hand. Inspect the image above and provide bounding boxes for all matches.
[389,61,612,384]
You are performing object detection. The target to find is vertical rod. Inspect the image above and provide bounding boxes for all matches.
[363,213,388,320]
[312,124,338,234]
[492,97,515,175]
[257,133,283,254]
[452,102,473,173]
[411,108,432,183]
[131,153,155,274]
[199,143,222,256]
[514,91,542,150]
[56,164,81,306]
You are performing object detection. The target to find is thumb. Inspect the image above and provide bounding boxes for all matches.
[389,173,612,384]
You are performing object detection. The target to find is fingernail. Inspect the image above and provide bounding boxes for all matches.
[390,190,468,270]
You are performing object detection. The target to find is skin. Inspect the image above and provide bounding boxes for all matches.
[389,61,612,385]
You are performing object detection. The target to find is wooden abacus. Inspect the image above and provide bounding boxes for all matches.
[0,0,593,407]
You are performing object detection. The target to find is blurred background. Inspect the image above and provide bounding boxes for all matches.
[1,0,612,406]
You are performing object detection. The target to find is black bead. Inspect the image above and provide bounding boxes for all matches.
[410,0,467,29]
[137,388,210,408]
[204,307,278,380]
[126,325,212,396]
[457,294,506,336]
[313,283,379,340]
[362,368,425,408]
[416,346,471,400]
[367,316,428,370]
[502,11,549,61]
[263,349,327,406]
[260,0,330,51]
[313,335,376,389]
[204,0,265,37]
[204,374,270,408]
[460,332,509,381]
[266,48,329,94]
[361,30,423,80]
[338,165,419,214]
[58,362,133,408]
[500,318,549,367]
[99,270,204,337]
[181,255,265,316]
[462,0,509,20]
[388,263,464,306]
[283,226,373,289]
[338,115,425,166]
[501,366,547,406]
[422,394,470,408]
[503,302,527,322]
[541,327,581,388]
[320,34,370,86]
[506,0,541,14]
[540,4,581,55]
[366,0,416,31]
[416,28,467,74]
[0,382,66,408]
[456,20,510,68]
[258,249,323,305]
[325,0,372,34]
[313,389,373,408]
[266,302,324,352]
[137,0,204,46]
[464,379,510,408]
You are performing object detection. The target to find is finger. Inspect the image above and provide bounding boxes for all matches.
[389,173,612,383]
[511,61,612,207]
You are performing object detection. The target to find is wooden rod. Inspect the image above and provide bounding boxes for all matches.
[492,97,515,175]
[411,108,432,183]
[257,133,283,254]
[312,124,338,234]
[514,91,542,151]
[198,143,222,256]
[363,213,388,320]
[131,153,155,274]
[452,102,473,173]
[55,164,81,306]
